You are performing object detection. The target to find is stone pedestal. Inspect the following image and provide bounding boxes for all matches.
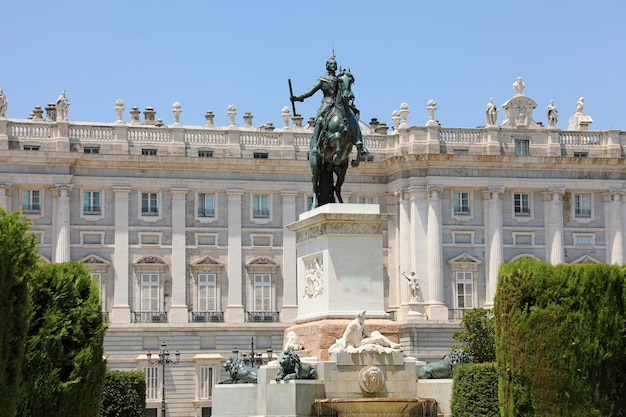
[287,204,392,323]
[285,318,400,362]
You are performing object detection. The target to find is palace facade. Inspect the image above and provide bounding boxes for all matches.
[0,84,623,416]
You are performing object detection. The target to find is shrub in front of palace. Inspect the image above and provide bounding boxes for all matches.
[101,370,147,417]
[453,307,495,363]
[17,262,107,417]
[0,209,39,417]
[451,308,497,416]
[495,258,626,416]
[451,362,499,417]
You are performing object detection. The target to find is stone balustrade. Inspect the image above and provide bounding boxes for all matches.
[1,117,623,159]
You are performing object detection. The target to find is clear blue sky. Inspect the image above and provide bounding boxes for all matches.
[2,1,624,130]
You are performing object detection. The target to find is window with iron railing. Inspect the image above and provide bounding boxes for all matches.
[197,193,215,218]
[22,189,41,214]
[574,194,591,218]
[513,193,531,217]
[83,191,101,215]
[252,195,270,218]
[453,192,470,215]
[141,192,159,216]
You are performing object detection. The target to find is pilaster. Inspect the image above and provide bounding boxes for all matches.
[225,188,244,322]
[543,188,565,265]
[484,186,504,307]
[169,188,188,323]
[280,189,299,322]
[606,190,624,264]
[110,185,131,323]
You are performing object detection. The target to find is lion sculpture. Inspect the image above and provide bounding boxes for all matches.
[275,350,317,381]
[218,357,258,384]
[418,349,471,379]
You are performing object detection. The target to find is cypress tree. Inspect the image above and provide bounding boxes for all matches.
[0,209,38,417]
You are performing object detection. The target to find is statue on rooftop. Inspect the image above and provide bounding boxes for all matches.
[513,77,525,96]
[485,98,498,126]
[546,100,558,127]
[576,97,585,113]
[0,88,7,118]
[56,90,70,121]
[290,55,368,208]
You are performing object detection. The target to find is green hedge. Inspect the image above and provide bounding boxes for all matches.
[100,370,146,417]
[495,259,626,416]
[451,362,498,417]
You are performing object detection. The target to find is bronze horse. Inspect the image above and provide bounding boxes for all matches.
[310,69,365,209]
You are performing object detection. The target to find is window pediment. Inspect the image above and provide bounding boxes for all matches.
[447,253,482,265]
[190,255,223,272]
[245,256,279,274]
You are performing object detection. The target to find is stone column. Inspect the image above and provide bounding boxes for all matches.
[110,186,131,323]
[386,193,400,311]
[484,187,504,307]
[607,191,624,264]
[54,184,72,262]
[398,188,411,305]
[225,188,244,322]
[426,185,447,320]
[169,188,188,322]
[408,185,428,321]
[280,190,298,322]
[543,188,565,265]
[0,183,12,210]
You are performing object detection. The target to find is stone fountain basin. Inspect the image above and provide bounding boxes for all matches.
[314,397,438,417]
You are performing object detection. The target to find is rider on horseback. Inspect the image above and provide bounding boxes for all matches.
[291,55,368,156]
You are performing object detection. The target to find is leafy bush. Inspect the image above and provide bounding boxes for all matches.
[101,370,146,417]
[453,308,495,363]
[18,262,107,417]
[451,362,499,417]
[0,209,38,417]
[495,258,626,416]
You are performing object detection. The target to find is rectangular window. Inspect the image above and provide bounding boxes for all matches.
[453,192,470,215]
[253,152,268,159]
[515,140,530,156]
[198,193,215,217]
[22,190,41,214]
[453,149,469,155]
[141,274,160,311]
[145,366,159,400]
[513,193,530,217]
[198,150,213,158]
[306,196,314,211]
[199,365,214,399]
[360,155,374,162]
[83,191,101,215]
[573,152,588,158]
[456,271,473,309]
[142,192,158,216]
[84,147,100,154]
[23,145,40,151]
[198,274,217,311]
[253,195,269,218]
[253,274,271,311]
[574,194,591,218]
[142,148,157,156]
[359,197,374,204]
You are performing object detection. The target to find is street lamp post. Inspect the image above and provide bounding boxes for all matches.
[147,341,180,417]
[231,337,273,368]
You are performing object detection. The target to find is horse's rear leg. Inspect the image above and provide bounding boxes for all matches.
[334,161,349,203]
